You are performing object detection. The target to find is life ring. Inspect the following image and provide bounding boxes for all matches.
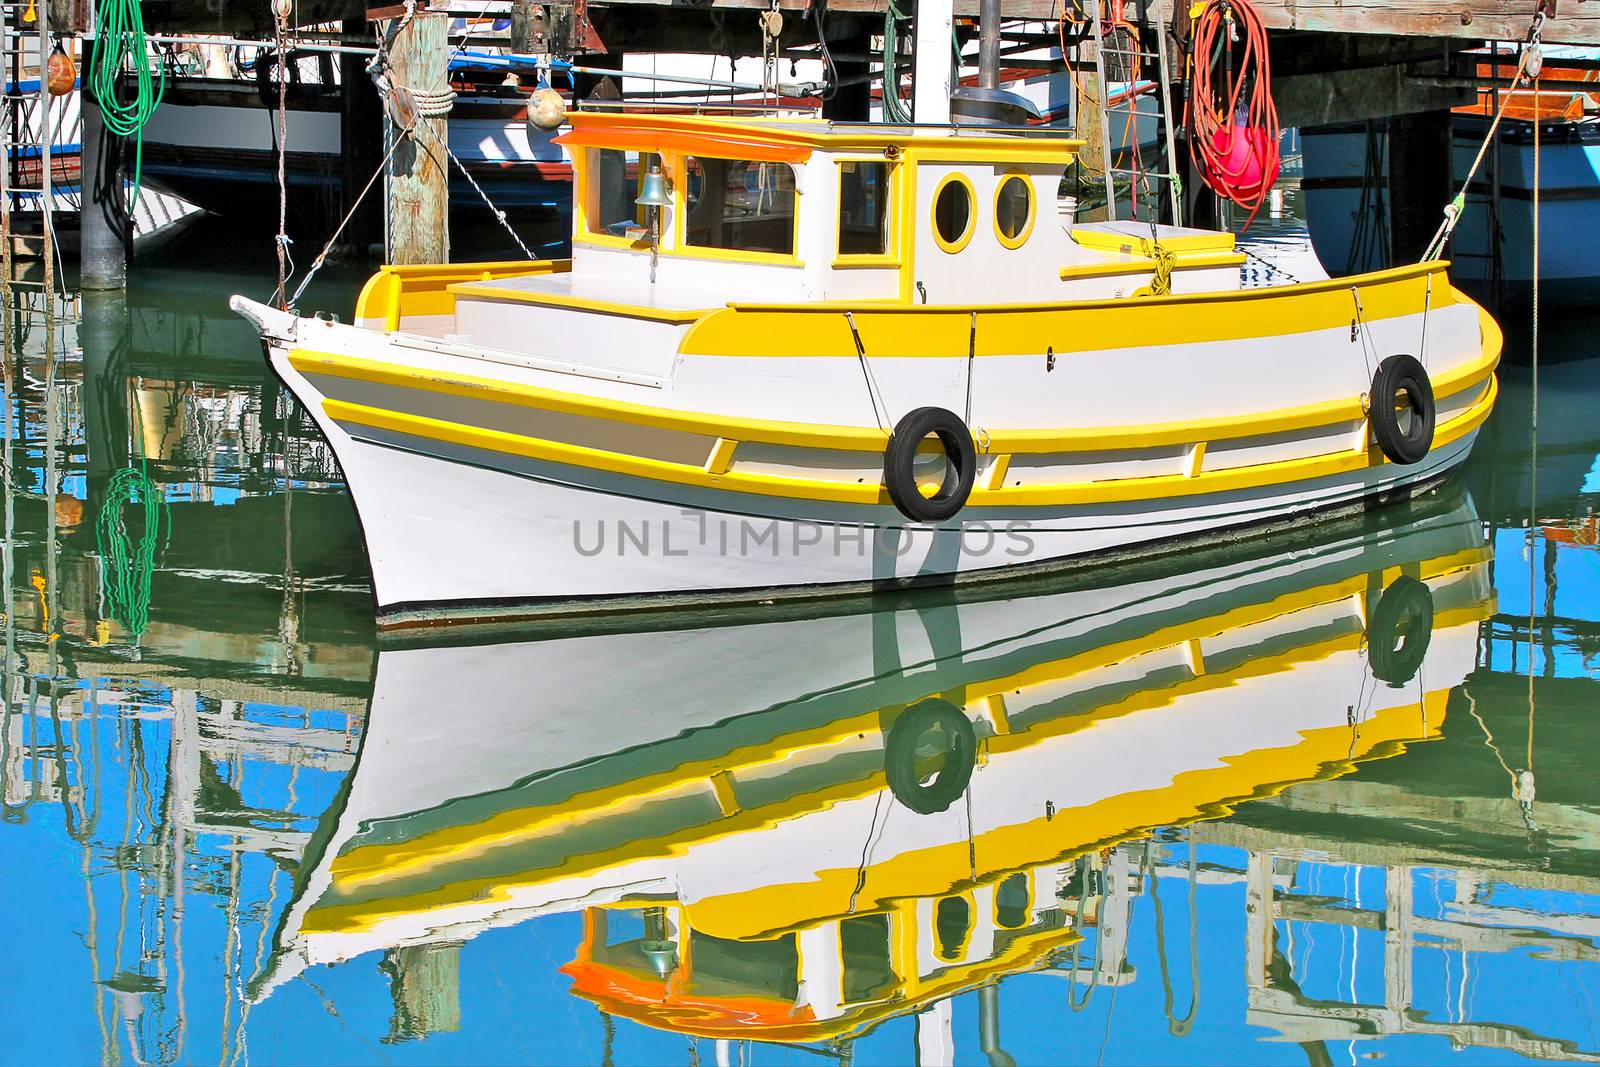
[1368,354,1435,466]
[1368,575,1433,686]
[883,406,977,523]
[884,698,977,814]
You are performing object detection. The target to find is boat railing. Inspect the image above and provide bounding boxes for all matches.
[353,258,569,331]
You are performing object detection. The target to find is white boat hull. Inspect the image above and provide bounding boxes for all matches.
[273,340,1480,622]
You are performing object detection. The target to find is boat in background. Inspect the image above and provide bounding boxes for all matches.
[134,48,572,247]
[249,488,1493,1051]
[1302,44,1600,305]
[4,76,202,257]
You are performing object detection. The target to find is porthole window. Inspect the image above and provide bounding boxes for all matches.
[932,174,975,254]
[995,174,1034,249]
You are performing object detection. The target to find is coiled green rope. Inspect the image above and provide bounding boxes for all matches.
[88,0,165,205]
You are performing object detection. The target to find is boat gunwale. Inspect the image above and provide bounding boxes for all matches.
[295,275,1499,458]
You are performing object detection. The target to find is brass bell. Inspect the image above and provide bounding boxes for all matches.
[634,165,672,208]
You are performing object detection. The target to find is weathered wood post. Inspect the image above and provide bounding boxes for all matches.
[1074,41,1108,222]
[81,37,131,290]
[386,5,449,265]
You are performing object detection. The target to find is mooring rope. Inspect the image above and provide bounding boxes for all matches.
[1421,9,1548,262]
[271,2,293,309]
[1526,63,1541,797]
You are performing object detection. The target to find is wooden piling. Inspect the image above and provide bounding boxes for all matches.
[340,16,384,257]
[386,6,450,265]
[1074,47,1107,223]
[1388,108,1452,262]
[81,38,131,291]
[823,24,873,121]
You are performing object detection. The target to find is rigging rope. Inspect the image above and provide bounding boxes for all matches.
[88,0,165,206]
[1183,0,1279,227]
[1527,63,1540,796]
[272,7,292,309]
[1422,10,1548,262]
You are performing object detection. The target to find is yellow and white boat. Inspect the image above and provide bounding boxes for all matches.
[234,69,1500,626]
[249,492,1493,1048]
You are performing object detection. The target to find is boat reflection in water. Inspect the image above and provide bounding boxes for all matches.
[257,490,1494,1057]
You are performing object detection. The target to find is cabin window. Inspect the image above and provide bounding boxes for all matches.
[837,160,892,257]
[995,174,1034,249]
[583,148,660,240]
[935,895,973,961]
[995,872,1031,929]
[684,930,800,1001]
[840,914,897,1004]
[931,173,975,254]
[683,157,797,256]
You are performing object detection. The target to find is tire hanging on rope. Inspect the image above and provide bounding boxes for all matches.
[1367,574,1433,686]
[884,699,978,815]
[1368,353,1435,466]
[1183,0,1279,227]
[883,406,976,523]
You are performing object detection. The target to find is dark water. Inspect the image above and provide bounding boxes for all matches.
[2,217,1598,1066]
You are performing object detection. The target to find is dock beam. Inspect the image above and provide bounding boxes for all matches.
[80,38,131,291]
[385,6,450,265]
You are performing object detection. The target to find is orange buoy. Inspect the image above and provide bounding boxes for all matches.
[47,47,75,96]
[54,493,84,528]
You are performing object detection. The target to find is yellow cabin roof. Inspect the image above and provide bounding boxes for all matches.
[558,109,1085,166]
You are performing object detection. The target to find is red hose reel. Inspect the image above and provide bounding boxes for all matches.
[1184,0,1280,226]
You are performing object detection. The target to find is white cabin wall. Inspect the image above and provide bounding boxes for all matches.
[571,244,814,303]
[912,162,1081,304]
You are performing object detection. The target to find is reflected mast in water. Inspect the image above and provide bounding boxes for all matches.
[0,275,374,1065]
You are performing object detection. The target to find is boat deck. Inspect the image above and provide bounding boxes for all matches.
[449,270,720,323]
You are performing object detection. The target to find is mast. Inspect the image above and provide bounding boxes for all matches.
[912,0,954,123]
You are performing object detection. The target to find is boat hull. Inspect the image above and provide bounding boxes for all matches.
[1302,117,1600,303]
[270,341,1484,625]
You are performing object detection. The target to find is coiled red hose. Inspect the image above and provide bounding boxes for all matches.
[1185,0,1280,226]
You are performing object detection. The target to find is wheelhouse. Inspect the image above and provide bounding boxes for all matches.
[554,111,1246,306]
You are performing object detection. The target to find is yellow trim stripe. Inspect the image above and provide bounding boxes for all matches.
[988,344,1497,452]
[1058,251,1247,281]
[291,350,888,450]
[566,110,1085,160]
[290,304,1496,459]
[1070,228,1236,255]
[354,259,569,326]
[320,373,1495,509]
[680,263,1461,358]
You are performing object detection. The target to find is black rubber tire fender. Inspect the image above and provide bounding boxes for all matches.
[884,698,978,815]
[1369,354,1436,466]
[1368,574,1434,686]
[883,406,977,523]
